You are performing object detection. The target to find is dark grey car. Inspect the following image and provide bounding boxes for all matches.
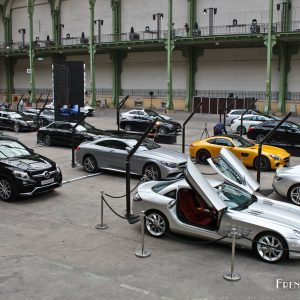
[75,137,187,180]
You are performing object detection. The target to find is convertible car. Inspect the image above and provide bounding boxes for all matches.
[132,149,300,263]
[190,134,290,171]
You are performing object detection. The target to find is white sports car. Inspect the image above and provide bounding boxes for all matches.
[121,109,172,121]
[132,148,300,263]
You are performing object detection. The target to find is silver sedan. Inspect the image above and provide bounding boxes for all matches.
[75,137,187,180]
[132,150,300,263]
[273,165,300,205]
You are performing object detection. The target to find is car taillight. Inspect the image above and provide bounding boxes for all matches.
[75,146,80,151]
[248,126,253,132]
[190,143,196,147]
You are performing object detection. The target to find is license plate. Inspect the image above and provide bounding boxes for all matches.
[41,178,54,185]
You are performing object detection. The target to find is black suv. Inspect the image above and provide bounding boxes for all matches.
[0,138,62,201]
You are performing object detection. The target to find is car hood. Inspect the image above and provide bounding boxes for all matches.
[0,154,53,172]
[185,158,226,211]
[250,144,290,157]
[208,148,260,194]
[276,164,300,176]
[138,148,187,163]
[243,198,300,230]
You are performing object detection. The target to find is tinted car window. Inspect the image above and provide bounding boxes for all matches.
[110,140,127,150]
[96,140,112,148]
[207,138,217,144]
[215,138,233,147]
[164,189,176,199]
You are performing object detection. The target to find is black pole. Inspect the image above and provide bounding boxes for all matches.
[126,118,158,219]
[71,114,88,168]
[35,93,43,109]
[36,91,50,130]
[16,94,24,112]
[256,112,291,183]
[117,95,129,131]
[182,101,203,153]
[240,98,259,136]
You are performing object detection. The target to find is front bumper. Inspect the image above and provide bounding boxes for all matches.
[270,156,290,169]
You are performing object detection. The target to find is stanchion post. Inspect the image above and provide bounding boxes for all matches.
[223,228,241,281]
[95,190,109,230]
[135,211,151,258]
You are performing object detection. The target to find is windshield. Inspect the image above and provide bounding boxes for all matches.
[9,113,23,119]
[131,138,160,151]
[75,122,95,131]
[145,109,158,117]
[216,182,256,210]
[284,121,300,130]
[232,136,253,148]
[0,141,31,159]
[152,180,178,193]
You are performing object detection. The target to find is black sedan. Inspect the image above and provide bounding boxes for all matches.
[37,121,112,147]
[0,111,37,132]
[0,139,62,201]
[120,115,181,134]
[247,120,300,148]
[23,108,54,126]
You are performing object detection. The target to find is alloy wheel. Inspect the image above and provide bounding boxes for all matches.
[0,179,12,201]
[158,127,167,134]
[289,185,300,205]
[144,164,160,180]
[83,155,98,173]
[43,135,52,146]
[145,212,167,237]
[256,234,286,263]
[196,150,210,164]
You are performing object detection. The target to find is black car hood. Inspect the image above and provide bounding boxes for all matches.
[1,155,53,171]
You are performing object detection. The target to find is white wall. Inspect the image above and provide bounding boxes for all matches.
[196,48,280,91]
[14,57,30,89]
[288,52,300,92]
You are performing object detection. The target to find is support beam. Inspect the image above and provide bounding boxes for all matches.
[278,43,288,113]
[4,58,15,103]
[166,0,174,111]
[89,0,96,107]
[182,47,203,110]
[264,0,275,114]
[28,0,36,104]
[51,9,60,44]
[187,0,196,37]
[111,50,126,107]
[111,0,121,41]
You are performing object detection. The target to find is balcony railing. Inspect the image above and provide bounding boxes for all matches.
[1,21,300,51]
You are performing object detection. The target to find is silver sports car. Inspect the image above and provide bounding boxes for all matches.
[273,165,300,206]
[132,149,300,263]
[75,137,187,180]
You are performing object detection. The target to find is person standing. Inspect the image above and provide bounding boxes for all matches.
[19,98,24,112]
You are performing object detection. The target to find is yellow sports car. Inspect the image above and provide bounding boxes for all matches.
[190,134,290,171]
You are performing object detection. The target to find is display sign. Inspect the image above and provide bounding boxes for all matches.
[53,61,84,121]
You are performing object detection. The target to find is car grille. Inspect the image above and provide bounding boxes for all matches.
[32,170,57,179]
[178,162,187,169]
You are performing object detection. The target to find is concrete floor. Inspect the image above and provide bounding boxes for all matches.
[0,109,300,300]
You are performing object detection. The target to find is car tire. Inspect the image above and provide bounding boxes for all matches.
[145,210,169,238]
[158,127,167,134]
[14,123,19,133]
[253,232,288,263]
[287,184,300,206]
[196,149,211,165]
[125,124,132,132]
[143,163,161,181]
[0,177,17,202]
[83,155,98,173]
[255,134,265,143]
[254,156,270,171]
[237,125,246,135]
[43,135,52,146]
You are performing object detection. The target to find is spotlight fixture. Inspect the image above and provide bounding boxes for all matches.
[203,9,207,14]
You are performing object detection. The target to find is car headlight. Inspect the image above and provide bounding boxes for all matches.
[161,161,176,168]
[293,230,300,239]
[156,121,161,126]
[274,174,282,181]
[56,164,61,173]
[13,170,35,182]
[270,154,281,160]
